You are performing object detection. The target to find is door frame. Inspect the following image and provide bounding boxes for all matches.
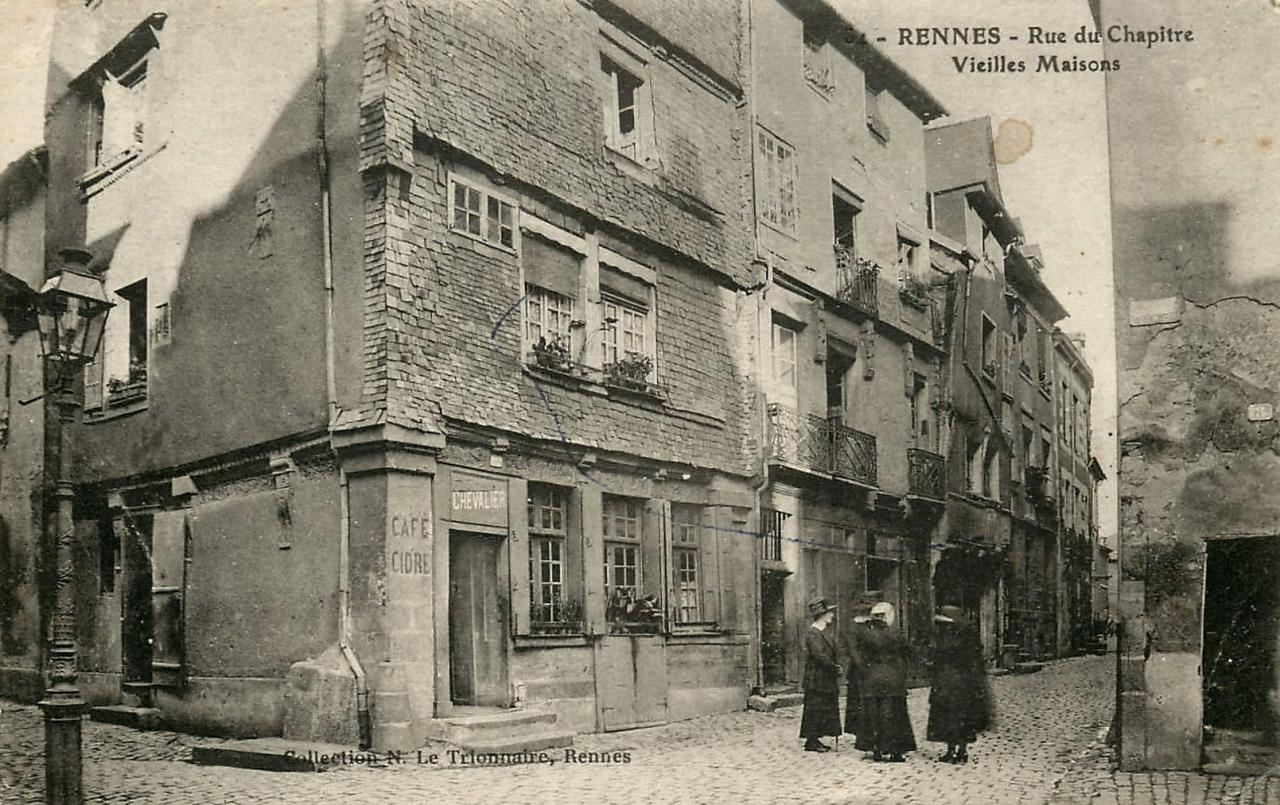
[446,525,511,707]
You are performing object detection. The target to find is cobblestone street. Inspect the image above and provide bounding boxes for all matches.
[1,656,1276,804]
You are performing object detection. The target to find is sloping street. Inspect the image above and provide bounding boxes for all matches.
[5,656,1270,804]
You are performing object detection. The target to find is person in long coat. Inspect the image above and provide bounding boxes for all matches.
[842,602,874,738]
[926,605,993,763]
[799,596,842,752]
[854,601,917,761]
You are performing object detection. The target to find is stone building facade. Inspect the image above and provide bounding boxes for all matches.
[0,0,1106,752]
[1103,0,1280,774]
[748,0,948,688]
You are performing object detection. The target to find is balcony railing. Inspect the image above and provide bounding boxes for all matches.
[834,245,879,318]
[767,403,878,486]
[907,448,945,499]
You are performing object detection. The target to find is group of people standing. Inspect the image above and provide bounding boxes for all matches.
[799,596,992,763]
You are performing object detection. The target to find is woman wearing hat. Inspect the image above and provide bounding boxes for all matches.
[800,596,842,752]
[926,605,992,763]
[853,601,917,762]
[842,600,875,740]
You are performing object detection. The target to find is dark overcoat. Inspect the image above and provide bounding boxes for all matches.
[799,624,842,739]
[856,623,911,697]
[852,622,917,753]
[926,621,993,744]
[843,622,868,735]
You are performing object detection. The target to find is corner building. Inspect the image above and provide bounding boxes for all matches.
[11,0,759,752]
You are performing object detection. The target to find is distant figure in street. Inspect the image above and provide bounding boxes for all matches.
[926,605,993,764]
[843,602,874,739]
[800,596,842,752]
[854,601,917,762]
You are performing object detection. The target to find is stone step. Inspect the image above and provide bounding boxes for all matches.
[1202,761,1274,776]
[452,728,575,756]
[89,705,163,730]
[747,692,805,712]
[426,708,559,744]
[1013,661,1045,674]
[191,738,377,772]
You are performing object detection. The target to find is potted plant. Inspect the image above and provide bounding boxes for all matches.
[531,336,572,373]
[604,352,653,391]
[107,359,148,405]
[899,274,931,308]
[531,593,583,635]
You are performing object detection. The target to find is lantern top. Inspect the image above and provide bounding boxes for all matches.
[38,249,110,307]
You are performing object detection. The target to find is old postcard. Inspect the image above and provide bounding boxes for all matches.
[0,0,1275,802]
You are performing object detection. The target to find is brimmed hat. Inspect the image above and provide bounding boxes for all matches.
[806,596,837,617]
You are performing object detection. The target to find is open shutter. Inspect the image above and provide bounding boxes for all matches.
[84,337,105,409]
[580,486,605,635]
[641,500,666,624]
[100,73,133,162]
[150,510,187,688]
[508,478,530,636]
[699,506,721,624]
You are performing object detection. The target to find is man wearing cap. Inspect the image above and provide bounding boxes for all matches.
[800,596,842,752]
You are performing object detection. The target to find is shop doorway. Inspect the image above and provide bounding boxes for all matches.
[760,571,788,687]
[449,531,508,706]
[120,514,153,699]
[1203,535,1280,757]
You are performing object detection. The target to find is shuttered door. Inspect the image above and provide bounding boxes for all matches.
[149,510,188,688]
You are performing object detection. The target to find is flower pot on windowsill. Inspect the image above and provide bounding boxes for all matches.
[603,354,658,396]
[106,380,147,408]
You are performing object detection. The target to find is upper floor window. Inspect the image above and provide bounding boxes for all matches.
[802,21,834,95]
[773,322,798,402]
[910,373,930,447]
[832,191,859,253]
[90,57,148,171]
[449,177,515,250]
[599,260,655,386]
[980,314,998,378]
[865,82,891,142]
[602,494,643,601]
[86,278,149,412]
[522,232,581,366]
[897,235,920,284]
[756,127,798,236]
[600,35,656,167]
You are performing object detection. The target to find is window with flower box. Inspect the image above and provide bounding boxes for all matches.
[527,483,581,633]
[599,260,656,392]
[602,495,662,631]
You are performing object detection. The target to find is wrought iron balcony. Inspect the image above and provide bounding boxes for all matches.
[834,245,879,318]
[907,448,945,499]
[767,403,878,486]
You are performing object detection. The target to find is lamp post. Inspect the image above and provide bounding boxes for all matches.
[34,247,112,805]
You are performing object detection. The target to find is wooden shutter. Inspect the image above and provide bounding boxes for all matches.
[579,486,605,635]
[641,500,666,617]
[508,477,530,636]
[150,510,188,688]
[699,506,721,624]
[84,339,105,409]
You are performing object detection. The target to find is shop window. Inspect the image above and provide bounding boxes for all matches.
[671,504,702,624]
[528,484,574,628]
[449,176,515,250]
[602,495,662,630]
[756,126,798,235]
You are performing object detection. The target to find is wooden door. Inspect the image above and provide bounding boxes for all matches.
[150,511,188,688]
[449,532,508,706]
[595,635,668,731]
[120,515,153,685]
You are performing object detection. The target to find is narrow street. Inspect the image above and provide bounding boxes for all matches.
[1,656,1270,804]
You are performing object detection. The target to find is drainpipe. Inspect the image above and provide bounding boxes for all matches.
[315,0,371,750]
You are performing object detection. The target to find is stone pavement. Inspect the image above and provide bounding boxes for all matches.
[1,656,1276,804]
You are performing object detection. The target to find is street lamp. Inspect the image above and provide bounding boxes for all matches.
[35,247,112,805]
